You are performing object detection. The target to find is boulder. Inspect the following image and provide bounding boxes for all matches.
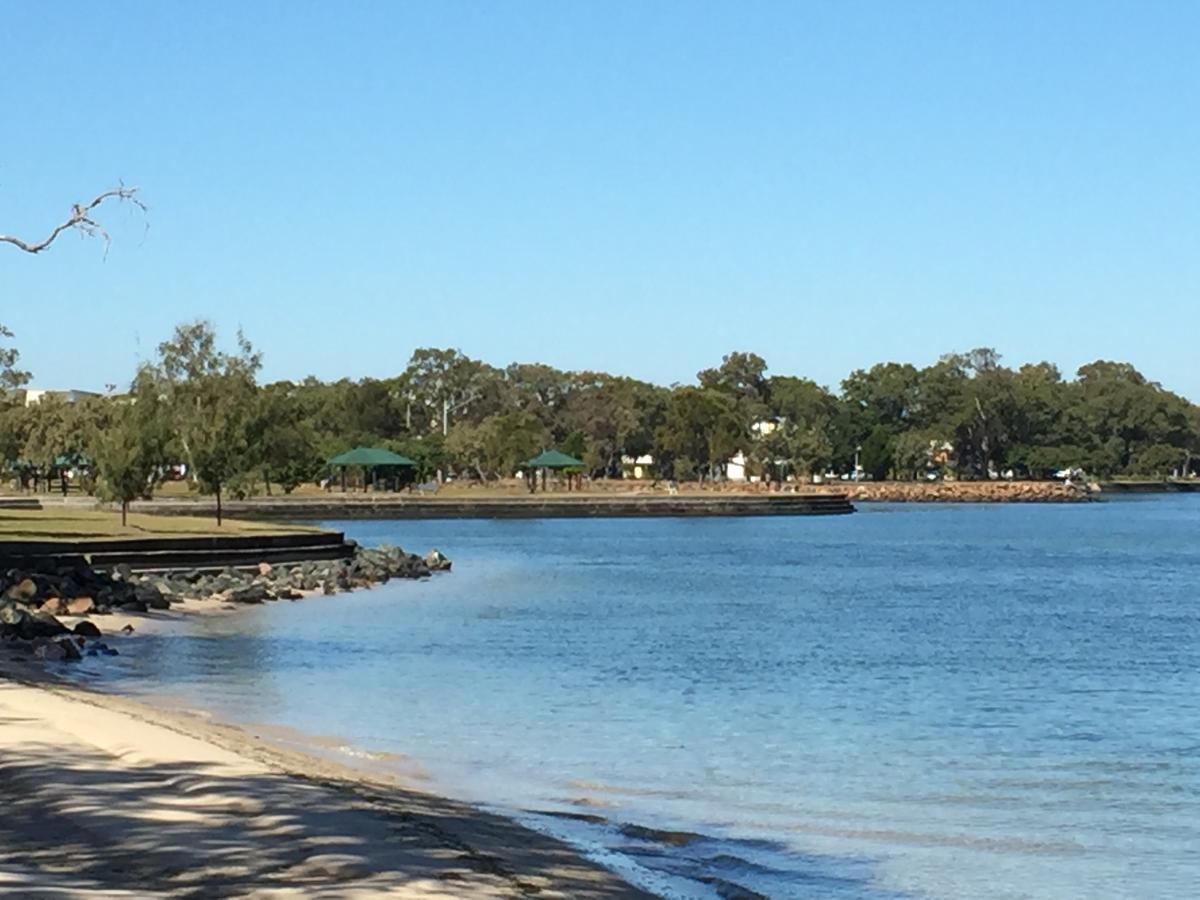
[20,611,69,640]
[38,598,67,617]
[4,578,39,603]
[73,621,102,638]
[424,549,452,572]
[134,584,170,610]
[66,596,95,616]
[257,562,273,576]
[229,584,269,604]
[0,601,28,629]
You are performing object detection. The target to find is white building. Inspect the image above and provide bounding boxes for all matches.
[19,388,101,407]
[620,454,655,479]
[726,420,779,482]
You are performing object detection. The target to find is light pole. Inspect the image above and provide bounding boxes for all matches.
[854,444,862,481]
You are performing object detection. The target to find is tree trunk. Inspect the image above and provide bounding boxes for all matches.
[121,500,128,528]
[263,468,273,496]
[215,483,223,527]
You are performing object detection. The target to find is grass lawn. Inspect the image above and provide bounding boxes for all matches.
[0,508,312,542]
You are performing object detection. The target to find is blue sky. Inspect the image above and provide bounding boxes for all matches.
[2,2,1197,399]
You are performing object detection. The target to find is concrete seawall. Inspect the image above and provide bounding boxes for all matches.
[1097,481,1200,494]
[131,493,856,521]
[0,531,354,572]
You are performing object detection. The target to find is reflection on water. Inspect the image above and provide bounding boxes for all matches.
[94,499,1200,898]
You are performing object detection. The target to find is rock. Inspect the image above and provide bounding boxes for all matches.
[134,584,170,610]
[114,564,133,581]
[40,600,70,619]
[0,602,28,629]
[38,597,67,617]
[424,549,452,572]
[33,640,65,661]
[32,637,81,661]
[229,584,269,604]
[20,611,70,639]
[257,562,273,576]
[4,578,38,602]
[65,596,95,616]
[73,621,102,638]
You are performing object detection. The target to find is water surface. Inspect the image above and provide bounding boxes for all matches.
[93,499,1200,898]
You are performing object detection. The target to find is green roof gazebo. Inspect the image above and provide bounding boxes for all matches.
[524,449,585,492]
[328,447,417,492]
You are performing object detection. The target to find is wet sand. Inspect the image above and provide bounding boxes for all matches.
[0,661,653,898]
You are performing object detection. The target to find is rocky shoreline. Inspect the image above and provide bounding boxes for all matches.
[816,480,1093,503]
[0,543,451,663]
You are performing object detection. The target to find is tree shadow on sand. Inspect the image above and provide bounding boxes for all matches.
[0,717,654,898]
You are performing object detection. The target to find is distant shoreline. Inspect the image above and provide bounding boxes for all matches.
[128,492,857,520]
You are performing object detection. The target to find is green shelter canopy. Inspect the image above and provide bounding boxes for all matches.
[525,449,584,469]
[328,447,416,467]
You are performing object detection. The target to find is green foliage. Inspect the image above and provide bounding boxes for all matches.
[1128,443,1187,477]
[892,431,939,481]
[92,401,160,525]
[656,388,745,480]
[148,321,262,524]
[388,434,447,483]
[446,411,547,479]
[859,426,894,481]
[560,430,588,461]
[1,328,1198,493]
[0,324,30,390]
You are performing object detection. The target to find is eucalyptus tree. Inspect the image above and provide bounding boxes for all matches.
[92,385,166,526]
[149,321,262,525]
[656,388,745,481]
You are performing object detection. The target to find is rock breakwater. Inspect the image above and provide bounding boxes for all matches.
[825,481,1092,503]
[0,544,450,662]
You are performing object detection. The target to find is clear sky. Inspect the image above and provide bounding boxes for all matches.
[2,2,1197,399]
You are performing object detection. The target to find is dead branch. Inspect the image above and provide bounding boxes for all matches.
[0,185,146,255]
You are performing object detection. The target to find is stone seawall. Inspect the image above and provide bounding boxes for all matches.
[131,494,856,520]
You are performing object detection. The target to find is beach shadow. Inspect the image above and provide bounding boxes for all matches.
[0,742,654,897]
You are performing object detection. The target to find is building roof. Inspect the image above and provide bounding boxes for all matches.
[525,449,584,469]
[327,447,416,467]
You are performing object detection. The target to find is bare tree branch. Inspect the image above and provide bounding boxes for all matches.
[0,184,146,255]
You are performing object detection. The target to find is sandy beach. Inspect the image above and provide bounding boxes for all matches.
[0,660,652,898]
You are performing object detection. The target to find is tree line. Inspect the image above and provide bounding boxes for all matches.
[1,322,1197,519]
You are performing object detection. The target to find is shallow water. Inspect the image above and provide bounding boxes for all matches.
[92,498,1200,898]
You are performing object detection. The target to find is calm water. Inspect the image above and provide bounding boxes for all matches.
[91,498,1200,898]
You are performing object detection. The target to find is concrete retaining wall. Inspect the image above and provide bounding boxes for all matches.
[0,531,354,572]
[131,494,856,521]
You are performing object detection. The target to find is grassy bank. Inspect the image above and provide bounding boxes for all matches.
[0,508,312,542]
